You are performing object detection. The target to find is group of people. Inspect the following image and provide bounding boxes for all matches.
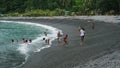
[42,30,68,47]
[12,20,94,47]
[57,31,68,47]
[11,38,32,44]
[56,26,86,47]
[43,20,94,47]
[56,20,94,46]
[22,38,32,44]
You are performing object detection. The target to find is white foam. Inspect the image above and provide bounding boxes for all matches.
[35,45,50,52]
[0,20,62,55]
[17,44,29,55]
[0,20,63,68]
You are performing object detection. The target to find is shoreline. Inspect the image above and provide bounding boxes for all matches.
[0,16,120,68]
[0,20,61,68]
[0,16,120,23]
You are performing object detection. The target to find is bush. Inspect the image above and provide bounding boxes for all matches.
[54,8,65,16]
[22,9,65,16]
[6,12,23,16]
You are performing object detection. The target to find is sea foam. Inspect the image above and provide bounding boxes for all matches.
[0,20,62,61]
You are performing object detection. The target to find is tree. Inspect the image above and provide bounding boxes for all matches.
[57,0,75,10]
[97,0,119,14]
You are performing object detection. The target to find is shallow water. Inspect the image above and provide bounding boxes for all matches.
[0,21,56,68]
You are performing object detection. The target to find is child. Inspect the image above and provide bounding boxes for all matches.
[57,31,62,43]
[79,27,85,45]
[43,34,50,45]
[63,34,68,47]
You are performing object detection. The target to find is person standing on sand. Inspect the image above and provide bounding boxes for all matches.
[79,27,85,45]
[63,34,68,47]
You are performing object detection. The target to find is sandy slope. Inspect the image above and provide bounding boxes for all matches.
[0,16,120,68]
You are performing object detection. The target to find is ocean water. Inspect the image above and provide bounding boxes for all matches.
[0,20,59,68]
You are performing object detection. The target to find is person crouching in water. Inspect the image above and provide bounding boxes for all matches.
[63,34,68,47]
[79,27,85,45]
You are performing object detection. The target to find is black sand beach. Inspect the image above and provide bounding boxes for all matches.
[1,16,120,68]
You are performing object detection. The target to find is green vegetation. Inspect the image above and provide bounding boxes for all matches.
[0,0,120,16]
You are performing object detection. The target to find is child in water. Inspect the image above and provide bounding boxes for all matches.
[57,31,63,43]
[63,34,68,47]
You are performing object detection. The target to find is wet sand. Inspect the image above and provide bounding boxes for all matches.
[0,16,120,68]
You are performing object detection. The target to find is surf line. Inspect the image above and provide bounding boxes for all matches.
[0,20,62,51]
[0,20,63,68]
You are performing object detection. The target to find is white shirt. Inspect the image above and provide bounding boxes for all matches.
[80,29,85,36]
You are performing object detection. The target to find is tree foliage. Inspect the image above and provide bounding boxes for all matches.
[0,0,119,16]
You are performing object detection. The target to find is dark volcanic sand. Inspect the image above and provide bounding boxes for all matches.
[1,17,120,68]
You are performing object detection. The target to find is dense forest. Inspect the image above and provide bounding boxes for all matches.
[0,0,120,16]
